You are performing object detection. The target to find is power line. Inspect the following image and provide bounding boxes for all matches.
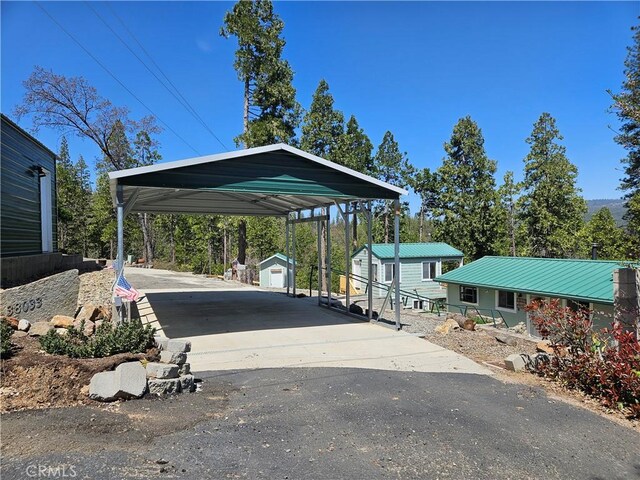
[35,1,202,156]
[104,2,229,150]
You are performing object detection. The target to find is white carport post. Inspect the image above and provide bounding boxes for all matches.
[317,211,322,306]
[393,198,401,330]
[326,206,332,308]
[292,212,297,296]
[344,202,350,312]
[366,201,373,321]
[115,184,125,322]
[285,217,290,296]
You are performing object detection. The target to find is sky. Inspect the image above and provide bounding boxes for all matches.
[1,1,637,213]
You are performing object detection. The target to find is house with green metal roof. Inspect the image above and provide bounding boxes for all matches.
[350,243,464,307]
[259,253,296,289]
[435,256,620,336]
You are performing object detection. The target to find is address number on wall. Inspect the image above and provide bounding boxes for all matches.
[4,297,43,317]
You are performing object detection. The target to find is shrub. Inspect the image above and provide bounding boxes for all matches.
[39,319,156,358]
[527,299,640,418]
[1,319,14,358]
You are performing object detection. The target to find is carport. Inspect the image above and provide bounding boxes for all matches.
[109,144,407,328]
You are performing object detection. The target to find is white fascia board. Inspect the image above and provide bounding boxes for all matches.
[108,143,408,197]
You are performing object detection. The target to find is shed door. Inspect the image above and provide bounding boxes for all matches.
[270,268,284,288]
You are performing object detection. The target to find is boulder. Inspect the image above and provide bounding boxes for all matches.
[179,374,196,393]
[73,319,95,337]
[13,331,28,338]
[434,318,459,335]
[536,341,554,355]
[160,351,187,365]
[55,327,69,336]
[29,321,53,337]
[495,334,518,347]
[75,304,104,323]
[146,362,179,379]
[178,363,191,376]
[1,316,19,329]
[88,361,147,402]
[166,339,191,353]
[148,378,181,395]
[509,322,527,335]
[50,315,75,328]
[18,319,31,332]
[504,353,528,372]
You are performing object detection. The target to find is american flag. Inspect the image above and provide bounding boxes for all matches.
[114,272,141,301]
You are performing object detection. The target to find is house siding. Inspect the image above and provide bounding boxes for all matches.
[445,283,614,334]
[352,248,448,302]
[1,116,57,257]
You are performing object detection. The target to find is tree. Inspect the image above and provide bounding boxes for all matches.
[496,171,521,256]
[300,79,344,158]
[15,66,158,171]
[410,167,438,242]
[518,113,587,258]
[372,131,413,243]
[432,117,500,260]
[582,207,629,260]
[221,0,301,264]
[609,23,640,257]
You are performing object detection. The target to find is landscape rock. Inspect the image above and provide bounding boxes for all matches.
[160,351,187,365]
[178,363,191,375]
[146,362,179,379]
[166,339,191,353]
[73,319,95,336]
[154,336,170,350]
[148,378,181,395]
[495,334,518,347]
[447,313,476,331]
[50,315,75,328]
[94,320,105,330]
[75,304,104,323]
[88,361,147,402]
[18,319,31,332]
[504,353,529,372]
[1,316,19,329]
[509,322,527,335]
[13,331,28,338]
[435,318,459,335]
[29,321,53,337]
[536,341,554,355]
[2,269,79,322]
[55,327,69,336]
[179,374,196,393]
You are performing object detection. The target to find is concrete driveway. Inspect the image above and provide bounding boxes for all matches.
[126,267,490,376]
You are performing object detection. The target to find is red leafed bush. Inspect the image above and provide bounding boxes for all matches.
[527,299,640,418]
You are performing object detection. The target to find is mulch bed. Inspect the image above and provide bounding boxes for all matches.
[0,335,157,412]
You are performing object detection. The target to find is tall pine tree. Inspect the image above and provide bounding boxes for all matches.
[518,113,586,258]
[432,116,499,260]
[300,79,344,159]
[609,23,640,257]
[221,0,301,264]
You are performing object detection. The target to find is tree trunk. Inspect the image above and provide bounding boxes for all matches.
[352,210,358,249]
[419,204,424,242]
[238,220,247,264]
[243,79,250,136]
[384,202,389,244]
[169,215,176,263]
[138,213,154,264]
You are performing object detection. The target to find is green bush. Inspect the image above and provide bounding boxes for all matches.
[1,320,14,358]
[39,319,156,358]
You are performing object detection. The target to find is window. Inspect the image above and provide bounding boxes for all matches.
[459,285,478,304]
[496,290,516,311]
[413,299,425,310]
[383,263,398,283]
[422,261,437,281]
[567,299,590,313]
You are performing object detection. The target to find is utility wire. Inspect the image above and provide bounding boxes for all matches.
[35,1,202,156]
[104,2,228,150]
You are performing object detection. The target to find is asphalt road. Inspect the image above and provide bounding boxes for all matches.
[2,368,639,480]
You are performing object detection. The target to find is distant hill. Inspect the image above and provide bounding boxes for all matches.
[585,199,627,226]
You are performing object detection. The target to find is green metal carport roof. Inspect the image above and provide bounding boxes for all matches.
[435,256,625,305]
[109,144,406,215]
[352,242,463,260]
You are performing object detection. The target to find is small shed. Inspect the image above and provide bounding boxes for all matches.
[259,253,295,289]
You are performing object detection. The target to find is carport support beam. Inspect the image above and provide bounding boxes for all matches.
[367,201,373,321]
[317,216,322,306]
[116,184,125,323]
[286,218,290,295]
[292,213,297,296]
[344,203,350,312]
[327,207,332,308]
[394,198,401,330]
